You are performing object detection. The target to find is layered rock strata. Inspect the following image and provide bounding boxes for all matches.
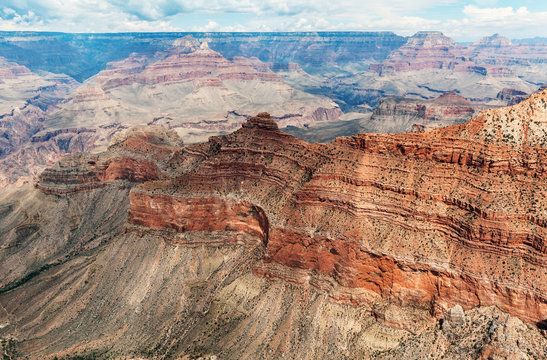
[118,93,547,326]
[49,39,341,135]
[3,94,545,358]
[36,126,181,194]
[368,92,494,133]
[31,93,547,327]
[370,32,547,77]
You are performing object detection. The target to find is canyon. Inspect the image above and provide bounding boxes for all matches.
[0,88,545,358]
[0,31,546,358]
[365,91,494,133]
[0,31,546,186]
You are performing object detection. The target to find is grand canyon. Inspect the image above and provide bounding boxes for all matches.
[0,28,546,359]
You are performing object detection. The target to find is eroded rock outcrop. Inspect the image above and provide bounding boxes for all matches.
[115,93,547,327]
[368,91,494,133]
[36,126,181,194]
[3,93,546,359]
[26,92,547,330]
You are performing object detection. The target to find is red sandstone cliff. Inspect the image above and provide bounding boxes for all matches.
[35,94,547,328]
[123,94,547,327]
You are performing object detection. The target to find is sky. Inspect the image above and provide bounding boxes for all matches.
[0,0,546,41]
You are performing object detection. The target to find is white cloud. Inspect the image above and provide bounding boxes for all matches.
[0,9,43,31]
[0,1,545,40]
[191,21,221,32]
[448,5,547,38]
[463,5,547,25]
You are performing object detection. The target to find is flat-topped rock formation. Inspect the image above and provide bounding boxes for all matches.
[370,32,465,73]
[366,91,494,133]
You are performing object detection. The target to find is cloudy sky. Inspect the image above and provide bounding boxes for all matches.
[0,0,545,41]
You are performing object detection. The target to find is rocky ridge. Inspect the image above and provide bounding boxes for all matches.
[38,90,547,327]
[35,96,547,327]
[367,91,495,133]
[2,94,547,357]
[371,32,547,77]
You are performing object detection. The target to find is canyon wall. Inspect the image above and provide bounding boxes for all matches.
[2,95,546,358]
[121,95,547,326]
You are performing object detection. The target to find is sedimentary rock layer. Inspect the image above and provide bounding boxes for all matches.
[367,91,494,133]
[5,93,545,358]
[119,93,547,326]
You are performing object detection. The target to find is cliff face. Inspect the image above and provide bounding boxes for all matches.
[1,96,547,358]
[123,93,547,327]
[370,32,547,77]
[367,92,494,133]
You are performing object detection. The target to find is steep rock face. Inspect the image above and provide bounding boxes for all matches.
[370,32,464,74]
[36,126,181,194]
[0,104,45,157]
[48,39,341,135]
[126,94,547,326]
[129,192,269,246]
[1,100,547,358]
[367,92,494,133]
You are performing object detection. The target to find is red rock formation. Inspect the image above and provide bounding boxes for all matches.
[129,192,268,246]
[36,154,163,195]
[37,92,547,327]
[370,32,547,78]
[36,127,181,194]
[368,92,493,133]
